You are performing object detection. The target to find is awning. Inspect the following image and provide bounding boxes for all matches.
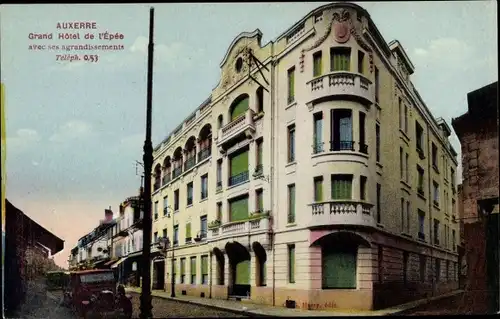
[104,258,119,266]
[111,257,127,268]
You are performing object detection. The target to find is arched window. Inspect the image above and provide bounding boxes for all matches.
[229,94,249,121]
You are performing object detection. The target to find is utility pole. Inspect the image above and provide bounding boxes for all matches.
[139,7,155,319]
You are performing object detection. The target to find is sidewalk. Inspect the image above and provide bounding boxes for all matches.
[125,287,464,317]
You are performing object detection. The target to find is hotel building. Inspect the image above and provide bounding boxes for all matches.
[150,2,460,310]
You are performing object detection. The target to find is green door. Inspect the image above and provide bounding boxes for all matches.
[235,260,250,285]
[230,151,249,176]
[230,97,249,121]
[322,247,357,288]
[230,196,249,222]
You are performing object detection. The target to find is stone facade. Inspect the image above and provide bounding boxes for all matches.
[150,2,460,311]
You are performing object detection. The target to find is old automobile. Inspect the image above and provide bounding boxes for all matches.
[46,270,70,291]
[63,269,132,318]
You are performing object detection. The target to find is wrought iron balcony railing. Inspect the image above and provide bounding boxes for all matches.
[228,171,249,187]
[330,140,355,151]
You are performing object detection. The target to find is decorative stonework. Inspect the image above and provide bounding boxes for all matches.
[301,8,374,73]
[220,43,253,91]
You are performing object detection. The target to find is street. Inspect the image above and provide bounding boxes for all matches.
[128,293,247,318]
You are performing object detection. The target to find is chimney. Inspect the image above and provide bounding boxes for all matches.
[104,207,113,222]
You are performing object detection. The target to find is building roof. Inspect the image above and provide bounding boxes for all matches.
[6,199,64,255]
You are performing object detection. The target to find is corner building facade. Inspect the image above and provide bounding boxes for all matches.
[151,2,460,311]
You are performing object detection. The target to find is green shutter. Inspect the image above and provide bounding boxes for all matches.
[332,50,351,71]
[322,248,357,288]
[257,142,263,166]
[289,246,295,283]
[315,179,323,201]
[201,256,208,275]
[288,69,295,101]
[186,223,191,238]
[331,176,352,199]
[230,151,249,176]
[235,260,250,285]
[289,185,295,222]
[191,257,196,275]
[313,53,322,77]
[231,97,249,121]
[257,192,263,211]
[230,196,249,222]
[180,259,185,275]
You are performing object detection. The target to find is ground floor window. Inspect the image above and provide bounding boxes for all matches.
[322,245,357,289]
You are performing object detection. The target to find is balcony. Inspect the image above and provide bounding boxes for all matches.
[172,167,182,179]
[306,72,372,105]
[217,109,255,151]
[228,171,249,187]
[184,156,196,171]
[208,214,270,240]
[330,141,355,152]
[162,173,171,186]
[309,200,375,228]
[153,181,161,192]
[198,147,211,162]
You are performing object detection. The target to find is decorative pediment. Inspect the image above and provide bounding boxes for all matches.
[300,8,374,73]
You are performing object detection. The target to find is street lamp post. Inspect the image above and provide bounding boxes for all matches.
[139,7,155,319]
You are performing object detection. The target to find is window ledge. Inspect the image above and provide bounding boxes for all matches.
[432,165,440,174]
[401,233,412,239]
[186,204,193,209]
[199,197,208,203]
[285,161,297,168]
[433,202,440,210]
[399,129,410,144]
[417,192,426,201]
[286,101,297,110]
[226,179,250,191]
[286,223,297,228]
[376,223,385,228]
[400,180,411,189]
[376,162,383,169]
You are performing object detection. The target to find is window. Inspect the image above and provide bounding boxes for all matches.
[256,86,264,113]
[173,258,177,283]
[190,256,197,284]
[287,67,295,103]
[313,112,323,154]
[330,47,350,71]
[435,258,441,282]
[433,181,439,206]
[217,115,223,129]
[163,196,169,216]
[180,258,186,283]
[201,174,208,200]
[229,195,249,222]
[444,190,448,215]
[400,147,404,179]
[451,168,456,191]
[153,231,158,243]
[358,50,365,74]
[288,244,295,283]
[446,260,450,281]
[216,202,222,221]
[375,123,380,162]
[360,176,367,201]
[374,67,379,103]
[174,189,179,211]
[216,159,222,190]
[432,143,438,170]
[331,174,352,199]
[405,153,409,183]
[230,95,249,121]
[173,225,179,246]
[200,216,207,239]
[256,189,264,212]
[452,229,456,251]
[418,210,425,240]
[313,51,322,77]
[330,109,353,151]
[400,198,405,232]
[399,98,403,130]
[404,105,408,133]
[314,176,324,202]
[359,112,367,154]
[452,199,456,217]
[419,255,426,282]
[406,201,411,233]
[433,219,440,245]
[376,183,381,223]
[201,255,209,284]
[187,182,194,206]
[229,148,249,186]
[417,166,425,194]
[288,124,296,162]
[162,228,167,239]
[154,201,159,220]
[288,184,296,224]
[256,138,263,172]
[185,222,192,241]
[416,121,424,152]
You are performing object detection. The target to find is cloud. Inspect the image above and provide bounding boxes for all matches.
[413,37,474,68]
[49,120,95,143]
[103,36,197,71]
[6,128,41,153]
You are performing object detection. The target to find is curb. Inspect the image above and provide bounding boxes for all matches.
[126,290,275,317]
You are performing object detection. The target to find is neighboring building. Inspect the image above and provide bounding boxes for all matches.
[75,208,116,269]
[110,194,145,287]
[150,2,461,311]
[68,246,79,270]
[4,199,64,316]
[452,81,499,314]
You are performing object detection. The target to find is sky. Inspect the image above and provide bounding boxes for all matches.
[1,2,497,267]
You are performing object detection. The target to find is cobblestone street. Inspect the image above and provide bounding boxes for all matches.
[5,279,76,319]
[128,293,247,318]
